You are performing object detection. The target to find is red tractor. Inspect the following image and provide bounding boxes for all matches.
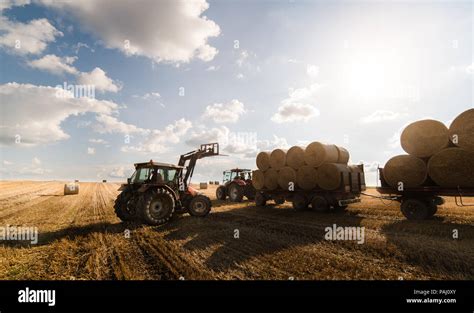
[216,169,256,202]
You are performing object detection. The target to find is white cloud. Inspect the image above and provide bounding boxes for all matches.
[206,65,220,71]
[41,0,220,63]
[87,147,95,155]
[122,118,192,153]
[27,54,78,75]
[0,82,117,146]
[77,67,121,93]
[236,73,244,79]
[236,50,250,67]
[257,135,290,151]
[73,42,94,54]
[0,16,62,55]
[32,157,41,166]
[3,160,13,165]
[360,110,401,124]
[134,92,161,100]
[306,64,319,78]
[185,126,229,148]
[109,166,129,178]
[16,157,50,175]
[89,138,108,145]
[94,114,148,135]
[272,84,321,123]
[186,126,287,158]
[202,99,246,123]
[0,0,30,11]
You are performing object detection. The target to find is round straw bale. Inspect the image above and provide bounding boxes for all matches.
[316,163,350,191]
[256,151,271,171]
[428,147,474,188]
[336,146,350,164]
[286,146,306,169]
[296,166,318,190]
[264,168,279,190]
[252,170,265,190]
[449,109,474,152]
[64,182,79,195]
[269,148,287,169]
[304,142,339,167]
[383,155,427,188]
[277,166,297,190]
[400,119,450,158]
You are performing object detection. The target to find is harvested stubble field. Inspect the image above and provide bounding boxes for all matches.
[0,181,473,280]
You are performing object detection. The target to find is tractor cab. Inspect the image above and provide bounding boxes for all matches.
[223,168,252,184]
[216,168,256,202]
[128,161,183,185]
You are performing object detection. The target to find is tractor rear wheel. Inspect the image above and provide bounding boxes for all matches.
[114,191,137,222]
[216,186,227,200]
[188,195,212,217]
[228,184,244,202]
[140,188,175,225]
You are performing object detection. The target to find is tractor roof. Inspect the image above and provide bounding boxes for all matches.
[226,168,252,173]
[134,160,184,169]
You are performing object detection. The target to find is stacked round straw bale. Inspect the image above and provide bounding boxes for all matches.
[252,142,352,191]
[383,109,474,188]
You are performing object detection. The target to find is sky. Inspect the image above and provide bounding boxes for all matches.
[0,0,472,186]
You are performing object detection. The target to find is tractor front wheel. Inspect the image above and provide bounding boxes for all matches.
[216,186,227,200]
[114,191,137,222]
[188,195,212,217]
[228,184,244,202]
[141,188,175,225]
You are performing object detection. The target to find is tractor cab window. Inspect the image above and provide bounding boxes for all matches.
[223,171,232,183]
[164,169,177,182]
[134,167,151,183]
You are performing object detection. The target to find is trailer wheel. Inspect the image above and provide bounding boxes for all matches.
[274,195,285,205]
[255,192,266,206]
[188,195,212,217]
[228,184,244,202]
[292,194,309,211]
[311,195,329,213]
[216,186,227,200]
[400,198,429,220]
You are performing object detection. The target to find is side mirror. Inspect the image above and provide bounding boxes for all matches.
[127,178,131,184]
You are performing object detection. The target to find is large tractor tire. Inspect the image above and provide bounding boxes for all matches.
[228,183,244,202]
[140,188,175,225]
[188,194,212,217]
[114,191,137,222]
[400,198,429,220]
[216,186,227,200]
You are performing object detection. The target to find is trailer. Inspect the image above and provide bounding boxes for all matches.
[376,168,474,220]
[255,164,366,212]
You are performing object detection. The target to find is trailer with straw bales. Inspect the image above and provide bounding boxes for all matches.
[377,109,474,220]
[252,142,366,212]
